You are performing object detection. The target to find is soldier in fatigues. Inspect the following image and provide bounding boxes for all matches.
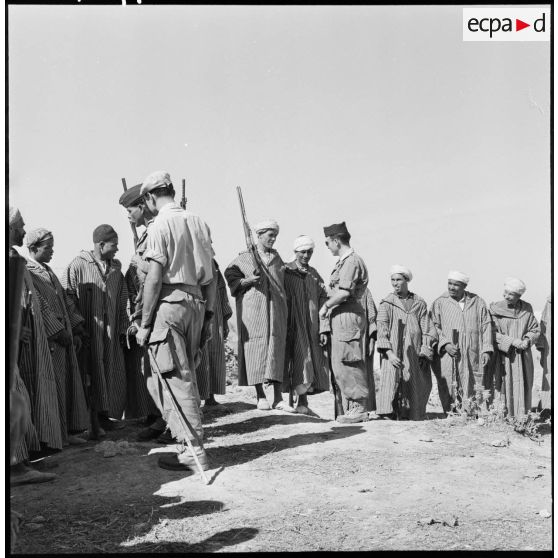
[118,185,163,438]
[319,222,370,424]
[135,171,216,472]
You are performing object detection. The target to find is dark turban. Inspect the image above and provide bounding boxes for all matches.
[118,184,143,208]
[93,224,118,243]
[323,221,349,237]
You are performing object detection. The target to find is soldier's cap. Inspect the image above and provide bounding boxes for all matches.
[119,184,144,208]
[93,224,118,243]
[140,171,172,195]
[323,221,349,237]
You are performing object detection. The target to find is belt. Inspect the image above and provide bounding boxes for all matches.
[161,283,202,299]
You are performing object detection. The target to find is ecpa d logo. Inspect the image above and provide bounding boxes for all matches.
[463,8,550,42]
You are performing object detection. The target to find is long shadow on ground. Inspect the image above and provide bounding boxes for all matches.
[204,412,330,441]
[123,526,259,553]
[158,425,365,471]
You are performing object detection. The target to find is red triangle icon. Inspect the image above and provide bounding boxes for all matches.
[516,19,530,31]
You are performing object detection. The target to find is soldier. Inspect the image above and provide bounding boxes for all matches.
[319,222,370,423]
[135,171,216,472]
[118,185,163,439]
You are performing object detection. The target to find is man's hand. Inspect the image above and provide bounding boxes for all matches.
[368,338,376,357]
[319,304,330,320]
[481,352,490,367]
[20,326,32,344]
[200,320,213,349]
[319,333,329,347]
[73,335,82,353]
[444,343,460,358]
[50,329,72,347]
[511,338,524,350]
[387,350,403,369]
[518,339,530,351]
[242,275,261,289]
[136,326,152,347]
[223,323,229,340]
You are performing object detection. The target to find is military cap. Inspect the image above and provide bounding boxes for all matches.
[119,184,143,208]
[323,221,349,237]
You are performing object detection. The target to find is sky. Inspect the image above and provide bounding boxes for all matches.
[8,5,551,310]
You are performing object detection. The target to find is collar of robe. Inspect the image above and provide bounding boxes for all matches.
[381,291,418,311]
[79,250,121,274]
[490,299,531,319]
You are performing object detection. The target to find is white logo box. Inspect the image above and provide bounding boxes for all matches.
[463,7,550,42]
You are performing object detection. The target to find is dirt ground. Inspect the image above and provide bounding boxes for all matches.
[11,372,552,553]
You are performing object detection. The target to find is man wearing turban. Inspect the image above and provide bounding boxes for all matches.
[490,278,540,417]
[430,271,493,413]
[26,228,89,445]
[225,219,292,411]
[375,266,433,420]
[9,207,60,485]
[61,224,129,432]
[281,235,329,415]
[319,222,370,423]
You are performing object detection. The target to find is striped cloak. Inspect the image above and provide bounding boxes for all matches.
[196,265,233,400]
[376,292,432,420]
[26,258,89,434]
[281,262,329,395]
[361,288,378,412]
[535,296,551,410]
[490,300,540,417]
[123,225,159,418]
[62,251,128,419]
[430,292,493,411]
[224,250,288,386]
[18,260,64,450]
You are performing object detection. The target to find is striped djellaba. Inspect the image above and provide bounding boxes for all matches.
[17,258,64,450]
[11,366,41,465]
[196,265,233,400]
[224,250,288,386]
[535,296,551,411]
[375,293,432,420]
[361,288,378,412]
[26,258,89,434]
[430,292,493,412]
[281,262,329,397]
[123,226,159,419]
[62,251,128,419]
[490,299,540,417]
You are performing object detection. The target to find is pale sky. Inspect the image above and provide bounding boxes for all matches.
[8,5,551,310]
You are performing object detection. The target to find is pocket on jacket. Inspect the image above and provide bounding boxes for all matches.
[148,327,175,374]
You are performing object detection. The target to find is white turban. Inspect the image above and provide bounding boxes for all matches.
[9,206,22,226]
[504,277,526,295]
[389,264,413,282]
[25,228,53,248]
[293,235,315,252]
[448,270,470,285]
[140,170,172,195]
[254,220,279,234]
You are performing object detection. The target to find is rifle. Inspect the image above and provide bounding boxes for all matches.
[235,186,285,299]
[148,347,210,484]
[78,334,101,440]
[180,178,187,209]
[121,177,139,248]
[394,318,405,419]
[452,329,460,408]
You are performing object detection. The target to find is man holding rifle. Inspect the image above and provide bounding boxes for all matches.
[135,170,216,472]
[225,218,293,412]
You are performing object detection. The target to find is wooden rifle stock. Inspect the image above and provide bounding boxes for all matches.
[395,318,405,418]
[121,177,139,248]
[181,178,187,209]
[452,329,460,404]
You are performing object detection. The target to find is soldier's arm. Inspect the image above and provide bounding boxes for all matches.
[140,260,163,329]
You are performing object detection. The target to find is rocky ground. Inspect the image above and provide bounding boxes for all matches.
[11,364,552,554]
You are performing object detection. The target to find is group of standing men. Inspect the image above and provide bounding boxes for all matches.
[9,170,552,482]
